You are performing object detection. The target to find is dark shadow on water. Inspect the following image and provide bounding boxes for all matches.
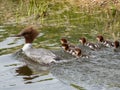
[16,65,40,83]
[16,65,33,76]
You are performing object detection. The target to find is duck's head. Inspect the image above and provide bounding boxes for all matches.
[79,37,86,45]
[114,40,119,48]
[96,35,104,42]
[74,48,82,56]
[61,43,69,51]
[60,38,68,44]
[14,26,39,43]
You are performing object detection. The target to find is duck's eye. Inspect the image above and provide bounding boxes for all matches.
[22,33,27,36]
[22,32,31,36]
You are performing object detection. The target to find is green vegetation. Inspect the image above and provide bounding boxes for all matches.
[0,0,120,55]
[0,0,120,40]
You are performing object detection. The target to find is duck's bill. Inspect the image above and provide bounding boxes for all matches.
[10,34,22,37]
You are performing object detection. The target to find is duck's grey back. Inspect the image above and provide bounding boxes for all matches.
[24,48,58,64]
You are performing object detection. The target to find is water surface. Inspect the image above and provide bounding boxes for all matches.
[0,25,120,90]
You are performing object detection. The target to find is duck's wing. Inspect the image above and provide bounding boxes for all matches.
[25,48,58,64]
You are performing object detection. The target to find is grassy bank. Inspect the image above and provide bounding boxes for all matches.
[0,0,120,40]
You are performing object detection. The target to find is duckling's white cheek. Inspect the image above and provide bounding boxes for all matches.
[96,38,99,41]
[62,46,65,49]
[60,41,63,44]
[79,40,82,43]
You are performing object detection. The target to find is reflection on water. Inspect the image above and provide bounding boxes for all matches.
[16,65,33,76]
[0,54,75,90]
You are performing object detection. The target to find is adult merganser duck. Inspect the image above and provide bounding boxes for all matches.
[14,26,60,64]
[79,37,99,50]
[96,35,114,47]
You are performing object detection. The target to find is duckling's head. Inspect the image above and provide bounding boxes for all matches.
[114,40,119,48]
[79,37,86,45]
[74,48,82,56]
[61,43,69,51]
[60,38,68,44]
[96,35,104,42]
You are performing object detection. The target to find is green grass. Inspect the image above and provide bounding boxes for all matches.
[0,0,120,55]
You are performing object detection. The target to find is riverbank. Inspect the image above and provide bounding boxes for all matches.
[0,0,120,24]
[0,0,120,39]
